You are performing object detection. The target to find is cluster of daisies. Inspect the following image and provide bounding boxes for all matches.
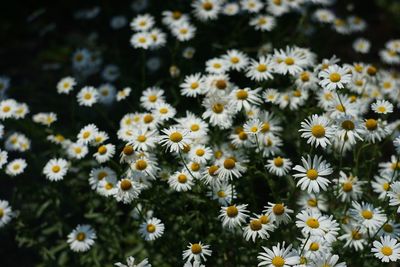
[1,0,400,266]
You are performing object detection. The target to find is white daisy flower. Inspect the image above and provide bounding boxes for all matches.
[258,242,300,267]
[77,86,99,107]
[43,158,68,181]
[140,87,165,111]
[89,166,117,190]
[219,204,249,229]
[0,200,14,228]
[372,235,400,263]
[114,178,143,204]
[293,155,333,194]
[250,15,276,32]
[263,202,294,226]
[180,73,206,97]
[353,38,371,54]
[207,181,236,205]
[243,215,275,242]
[182,241,212,263]
[246,56,275,82]
[77,124,99,145]
[57,76,76,94]
[168,170,194,192]
[130,32,153,49]
[299,114,335,149]
[371,100,394,114]
[266,156,292,177]
[160,127,192,153]
[223,49,249,71]
[93,144,116,163]
[116,87,132,101]
[6,158,27,176]
[318,64,352,91]
[138,217,165,241]
[349,201,387,232]
[130,14,155,32]
[67,224,96,253]
[0,149,8,169]
[192,0,221,21]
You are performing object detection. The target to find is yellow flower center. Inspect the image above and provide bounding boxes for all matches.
[300,72,310,82]
[146,224,156,233]
[377,106,386,113]
[178,174,187,183]
[159,108,168,114]
[143,114,153,124]
[190,124,200,131]
[83,93,92,100]
[212,103,224,114]
[123,145,134,155]
[367,66,377,76]
[136,135,147,143]
[306,169,318,180]
[191,243,202,254]
[216,80,227,90]
[250,219,262,231]
[329,72,341,82]
[76,232,86,241]
[259,215,270,224]
[307,198,318,207]
[217,190,226,198]
[271,256,285,267]
[190,82,199,89]
[383,82,392,89]
[352,230,362,240]
[105,182,113,190]
[208,165,219,176]
[0,208,3,218]
[285,57,294,65]
[306,218,320,228]
[274,157,284,167]
[238,132,248,140]
[361,210,373,220]
[120,179,132,191]
[383,182,391,191]
[257,64,267,72]
[381,246,393,256]
[309,242,320,251]
[191,162,200,172]
[83,131,90,139]
[52,165,61,173]
[231,57,239,64]
[196,149,205,157]
[98,145,107,155]
[202,2,213,10]
[341,120,355,130]
[383,224,394,233]
[169,132,183,142]
[311,125,325,138]
[224,158,236,170]
[172,11,182,19]
[236,90,248,100]
[135,160,148,171]
[226,206,239,217]
[342,182,353,192]
[272,204,285,215]
[365,119,377,131]
[97,171,107,180]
